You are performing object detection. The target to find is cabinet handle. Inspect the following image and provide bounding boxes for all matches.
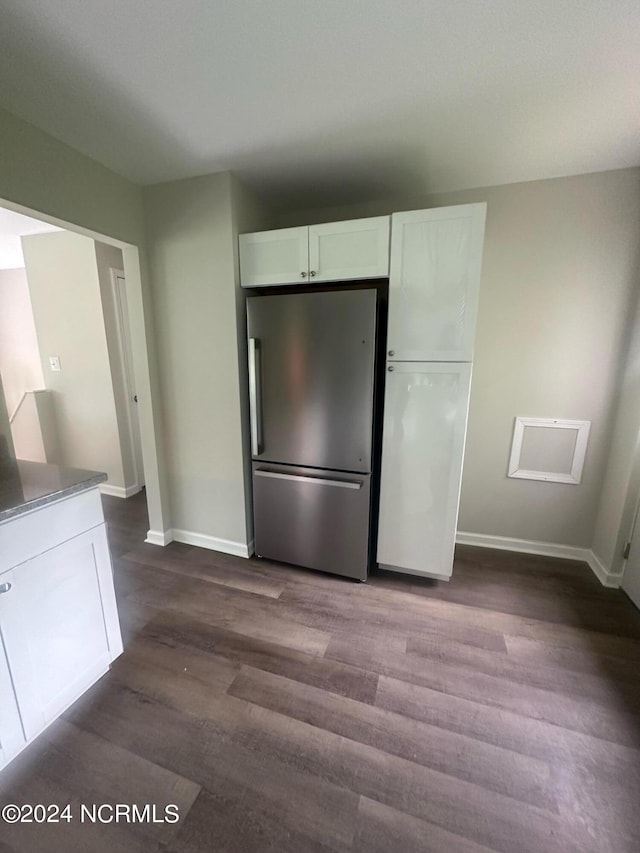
[388,365,394,372]
[300,271,307,278]
[309,270,317,277]
[0,582,12,594]
[388,350,395,356]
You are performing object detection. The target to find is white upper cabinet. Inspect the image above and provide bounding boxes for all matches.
[387,204,486,362]
[377,362,472,580]
[308,217,390,283]
[239,226,309,287]
[239,217,390,287]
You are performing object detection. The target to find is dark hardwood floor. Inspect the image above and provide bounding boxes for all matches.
[2,489,640,852]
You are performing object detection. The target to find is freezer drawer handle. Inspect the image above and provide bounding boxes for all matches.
[255,470,362,489]
[248,337,263,455]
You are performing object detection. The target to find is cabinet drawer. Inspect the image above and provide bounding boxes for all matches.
[0,487,104,572]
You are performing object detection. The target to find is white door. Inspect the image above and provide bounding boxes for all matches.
[377,362,472,580]
[308,216,390,282]
[0,525,119,740]
[0,622,24,767]
[623,503,640,609]
[112,270,145,487]
[387,204,486,362]
[239,226,309,287]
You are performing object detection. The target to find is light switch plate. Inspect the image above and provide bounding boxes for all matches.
[49,356,61,372]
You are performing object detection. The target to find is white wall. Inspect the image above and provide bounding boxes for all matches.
[276,168,640,550]
[0,267,45,414]
[143,173,247,550]
[22,230,127,488]
[0,374,16,475]
[0,105,170,538]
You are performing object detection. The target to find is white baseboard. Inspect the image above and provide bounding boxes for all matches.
[586,550,625,589]
[145,529,173,546]
[456,531,622,588]
[171,528,251,558]
[100,483,141,499]
[456,531,589,562]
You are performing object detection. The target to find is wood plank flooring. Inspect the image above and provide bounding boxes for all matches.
[2,489,640,852]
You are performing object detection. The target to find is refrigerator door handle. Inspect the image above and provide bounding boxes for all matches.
[255,469,363,490]
[248,337,263,455]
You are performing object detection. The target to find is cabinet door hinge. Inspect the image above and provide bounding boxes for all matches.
[623,541,631,560]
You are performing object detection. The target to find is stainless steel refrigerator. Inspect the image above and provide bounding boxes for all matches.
[247,288,377,581]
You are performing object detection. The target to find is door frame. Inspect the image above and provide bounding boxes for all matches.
[0,196,170,544]
[109,267,145,489]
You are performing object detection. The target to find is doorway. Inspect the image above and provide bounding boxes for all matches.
[0,196,168,544]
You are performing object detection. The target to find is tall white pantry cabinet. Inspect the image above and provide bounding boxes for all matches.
[377,203,487,580]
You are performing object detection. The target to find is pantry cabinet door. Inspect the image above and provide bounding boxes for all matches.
[0,524,120,741]
[387,204,486,361]
[308,216,390,282]
[239,226,309,287]
[377,362,472,579]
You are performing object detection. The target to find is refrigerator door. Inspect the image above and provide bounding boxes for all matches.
[247,289,376,473]
[253,463,371,580]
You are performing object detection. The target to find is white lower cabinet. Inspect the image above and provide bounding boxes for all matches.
[0,640,24,767]
[377,362,472,580]
[0,490,122,771]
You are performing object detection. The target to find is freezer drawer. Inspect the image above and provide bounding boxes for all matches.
[252,463,371,581]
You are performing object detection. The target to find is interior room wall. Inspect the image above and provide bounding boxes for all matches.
[21,230,128,490]
[275,168,640,550]
[230,177,272,547]
[94,239,139,491]
[142,172,251,552]
[0,105,170,537]
[0,374,16,474]
[0,267,45,414]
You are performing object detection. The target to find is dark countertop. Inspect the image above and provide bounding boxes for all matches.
[0,460,107,524]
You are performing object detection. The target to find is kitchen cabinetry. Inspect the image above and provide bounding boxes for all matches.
[377,363,472,578]
[0,486,122,771]
[239,216,390,287]
[378,202,486,580]
[387,204,486,362]
[0,642,23,768]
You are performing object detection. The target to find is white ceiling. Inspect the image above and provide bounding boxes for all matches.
[0,208,61,269]
[0,1,639,209]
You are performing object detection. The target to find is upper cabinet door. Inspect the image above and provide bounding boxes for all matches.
[240,226,309,287]
[308,216,390,283]
[387,204,486,361]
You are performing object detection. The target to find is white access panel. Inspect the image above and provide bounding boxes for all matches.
[377,362,472,580]
[387,204,486,362]
[0,524,121,742]
[309,216,390,282]
[239,226,309,287]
